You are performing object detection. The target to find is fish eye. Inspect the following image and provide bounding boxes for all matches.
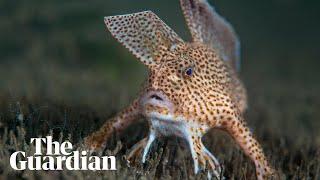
[184,67,193,77]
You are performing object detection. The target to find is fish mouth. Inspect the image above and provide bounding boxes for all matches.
[140,90,175,117]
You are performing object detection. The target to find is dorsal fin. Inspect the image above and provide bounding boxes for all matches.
[104,11,184,67]
[180,0,241,70]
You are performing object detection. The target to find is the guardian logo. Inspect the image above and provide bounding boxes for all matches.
[10,136,116,171]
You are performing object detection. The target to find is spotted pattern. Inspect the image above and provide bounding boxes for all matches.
[84,0,275,179]
[104,11,183,66]
[180,0,241,70]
